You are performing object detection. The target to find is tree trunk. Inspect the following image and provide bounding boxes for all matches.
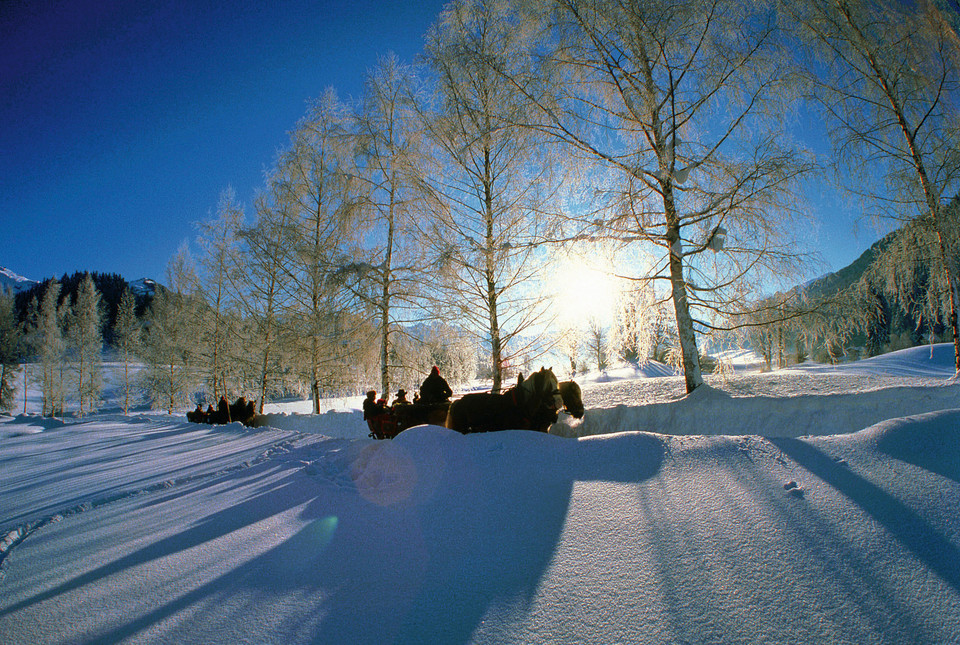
[380,184,396,397]
[483,145,503,392]
[669,250,703,393]
[311,333,322,415]
[664,193,702,393]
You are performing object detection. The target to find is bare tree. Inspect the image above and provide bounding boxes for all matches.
[144,245,201,414]
[238,181,296,413]
[19,295,39,413]
[422,0,561,391]
[67,273,104,417]
[492,0,814,392]
[350,54,438,396]
[195,187,246,401]
[276,89,362,412]
[37,280,65,416]
[790,0,960,372]
[114,288,142,414]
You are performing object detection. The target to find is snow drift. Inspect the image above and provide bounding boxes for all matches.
[1,344,959,644]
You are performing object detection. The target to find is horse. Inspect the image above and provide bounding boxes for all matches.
[445,367,565,434]
[558,380,585,419]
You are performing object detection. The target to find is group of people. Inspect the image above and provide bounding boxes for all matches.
[186,396,257,426]
[363,366,453,437]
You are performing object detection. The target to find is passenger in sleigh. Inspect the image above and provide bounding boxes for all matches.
[419,366,452,405]
[363,390,392,438]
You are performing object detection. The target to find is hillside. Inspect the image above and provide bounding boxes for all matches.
[801,231,893,302]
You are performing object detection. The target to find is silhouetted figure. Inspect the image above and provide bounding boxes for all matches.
[419,366,452,405]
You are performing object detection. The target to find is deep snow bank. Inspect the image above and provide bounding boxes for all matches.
[555,382,960,438]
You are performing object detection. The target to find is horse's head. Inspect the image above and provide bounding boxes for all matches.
[559,380,585,419]
[518,367,564,427]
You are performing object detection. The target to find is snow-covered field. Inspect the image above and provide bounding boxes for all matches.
[1,345,959,644]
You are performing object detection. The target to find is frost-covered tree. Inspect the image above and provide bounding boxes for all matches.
[585,317,608,371]
[276,89,363,412]
[114,289,142,414]
[195,186,245,400]
[37,280,66,416]
[143,246,201,413]
[789,0,960,372]
[66,273,104,416]
[0,290,21,412]
[349,53,438,397]
[422,0,561,391]
[490,0,814,392]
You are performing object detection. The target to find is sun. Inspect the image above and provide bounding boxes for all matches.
[551,254,622,329]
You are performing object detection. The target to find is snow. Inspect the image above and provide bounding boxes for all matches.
[0,266,38,295]
[1,345,959,644]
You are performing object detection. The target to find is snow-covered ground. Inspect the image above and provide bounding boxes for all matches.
[1,345,959,644]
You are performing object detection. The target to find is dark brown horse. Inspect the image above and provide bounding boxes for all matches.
[445,367,565,434]
[558,380,585,419]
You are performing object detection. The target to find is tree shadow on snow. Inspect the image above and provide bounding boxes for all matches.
[302,429,666,644]
[5,429,663,645]
[0,459,317,622]
[871,410,960,484]
[769,437,960,594]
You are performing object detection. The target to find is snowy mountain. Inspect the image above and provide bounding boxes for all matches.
[0,266,38,295]
[128,277,158,297]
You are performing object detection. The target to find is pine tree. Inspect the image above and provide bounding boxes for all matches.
[0,289,21,412]
[19,296,39,413]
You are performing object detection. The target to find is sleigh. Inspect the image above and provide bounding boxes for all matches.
[367,401,451,440]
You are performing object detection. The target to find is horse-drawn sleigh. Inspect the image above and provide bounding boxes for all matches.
[366,367,584,439]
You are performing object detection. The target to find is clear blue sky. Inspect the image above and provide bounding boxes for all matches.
[1,0,877,285]
[1,0,448,283]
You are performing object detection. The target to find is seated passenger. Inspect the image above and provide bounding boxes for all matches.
[419,366,452,404]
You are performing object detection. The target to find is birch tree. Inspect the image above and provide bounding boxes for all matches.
[791,0,960,372]
[423,0,560,391]
[492,0,813,392]
[350,53,438,397]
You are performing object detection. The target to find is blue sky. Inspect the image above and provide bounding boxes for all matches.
[1,0,448,282]
[1,0,877,285]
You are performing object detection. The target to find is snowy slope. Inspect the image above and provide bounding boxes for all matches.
[1,345,959,644]
[0,267,38,295]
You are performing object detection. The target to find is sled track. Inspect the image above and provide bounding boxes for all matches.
[0,436,302,582]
